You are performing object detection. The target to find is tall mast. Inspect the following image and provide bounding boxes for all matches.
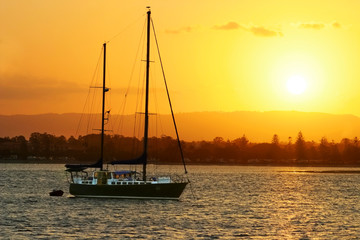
[100,42,107,171]
[143,8,151,181]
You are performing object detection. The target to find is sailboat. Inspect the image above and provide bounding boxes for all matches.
[65,8,188,200]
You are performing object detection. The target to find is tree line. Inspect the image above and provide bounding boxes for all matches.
[1,131,360,166]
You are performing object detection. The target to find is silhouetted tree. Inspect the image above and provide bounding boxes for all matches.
[270,134,281,161]
[29,132,41,156]
[5,131,360,166]
[306,141,319,160]
[340,138,353,164]
[295,131,306,160]
[271,134,279,145]
[284,136,294,159]
[233,135,249,148]
[319,137,330,161]
[329,140,341,164]
[12,135,28,160]
[213,137,224,144]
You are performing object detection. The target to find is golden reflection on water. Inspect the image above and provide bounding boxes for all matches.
[2,165,360,239]
[241,168,360,239]
[268,173,322,238]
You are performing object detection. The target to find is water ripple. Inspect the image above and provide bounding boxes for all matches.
[1,165,360,239]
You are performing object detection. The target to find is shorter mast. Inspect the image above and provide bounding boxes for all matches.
[100,42,107,171]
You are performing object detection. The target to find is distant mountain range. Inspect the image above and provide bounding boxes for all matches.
[0,111,360,142]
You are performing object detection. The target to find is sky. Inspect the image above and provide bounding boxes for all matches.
[1,0,360,117]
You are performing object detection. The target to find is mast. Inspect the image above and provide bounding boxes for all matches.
[100,42,107,171]
[143,8,151,181]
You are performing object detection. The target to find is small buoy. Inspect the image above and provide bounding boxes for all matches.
[49,189,64,197]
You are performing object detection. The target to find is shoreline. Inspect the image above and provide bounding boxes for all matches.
[1,159,360,168]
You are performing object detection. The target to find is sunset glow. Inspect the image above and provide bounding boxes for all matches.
[3,3,360,239]
[1,0,360,118]
[286,76,307,95]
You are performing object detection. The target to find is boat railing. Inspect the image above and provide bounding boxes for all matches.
[157,176,171,183]
[71,171,187,185]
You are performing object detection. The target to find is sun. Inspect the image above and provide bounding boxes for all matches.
[286,75,307,95]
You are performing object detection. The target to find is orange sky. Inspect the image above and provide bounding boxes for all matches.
[1,0,360,117]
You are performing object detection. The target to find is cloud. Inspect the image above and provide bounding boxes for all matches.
[296,21,342,30]
[299,23,325,30]
[250,26,283,37]
[165,26,192,34]
[0,74,83,100]
[213,21,240,30]
[213,21,283,37]
[332,21,341,29]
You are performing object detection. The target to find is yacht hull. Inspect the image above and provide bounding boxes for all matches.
[69,182,188,200]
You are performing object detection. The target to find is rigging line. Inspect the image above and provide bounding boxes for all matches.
[134,29,147,120]
[150,64,158,132]
[131,18,147,157]
[106,14,145,44]
[104,54,115,135]
[147,41,163,169]
[115,18,147,135]
[91,55,106,135]
[89,50,104,133]
[132,66,146,142]
[88,76,101,134]
[151,54,166,137]
[132,113,143,158]
[131,18,147,121]
[149,67,159,168]
[86,50,103,134]
[88,47,105,134]
[151,18,188,175]
[150,68,165,168]
[135,115,143,156]
[106,57,112,115]
[76,47,104,137]
[187,178,198,200]
[131,114,138,157]
[150,64,165,139]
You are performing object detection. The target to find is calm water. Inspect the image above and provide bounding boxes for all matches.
[1,164,360,239]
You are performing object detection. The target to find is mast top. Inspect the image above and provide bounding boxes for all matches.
[146,6,151,13]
